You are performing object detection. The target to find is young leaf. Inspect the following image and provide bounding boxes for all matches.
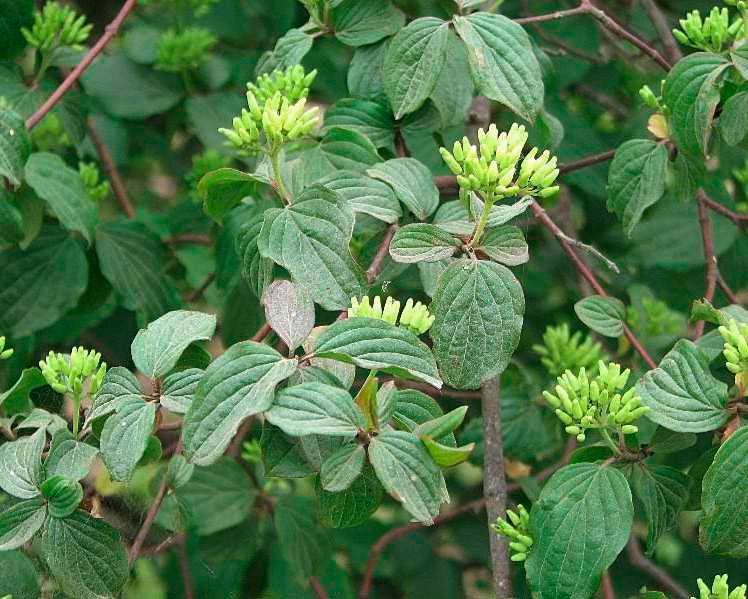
[453,13,544,121]
[607,140,669,236]
[39,509,128,599]
[389,223,460,264]
[257,184,367,311]
[637,339,729,433]
[375,380,396,427]
[333,0,405,47]
[314,317,442,388]
[262,280,315,352]
[40,475,84,518]
[85,366,143,425]
[430,259,524,389]
[319,463,384,528]
[0,497,45,550]
[100,397,157,482]
[266,383,366,437]
[368,158,440,220]
[131,310,216,379]
[383,17,449,119]
[198,168,270,223]
[574,295,626,338]
[0,108,31,188]
[421,437,474,468]
[478,225,529,266]
[699,427,748,557]
[0,428,45,499]
[414,406,469,440]
[320,443,366,492]
[732,46,748,78]
[44,437,98,482]
[160,368,202,415]
[368,430,448,525]
[663,52,729,157]
[392,388,456,446]
[0,367,46,412]
[525,463,633,599]
[183,341,297,465]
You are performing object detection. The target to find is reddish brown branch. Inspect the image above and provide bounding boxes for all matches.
[700,195,748,227]
[309,577,330,599]
[164,233,213,246]
[601,571,615,599]
[187,272,216,303]
[26,0,138,130]
[251,322,272,342]
[626,537,689,599]
[366,224,398,285]
[128,474,170,567]
[515,4,589,24]
[639,0,683,64]
[694,192,718,339]
[86,118,136,218]
[386,378,482,400]
[177,540,195,599]
[558,149,616,175]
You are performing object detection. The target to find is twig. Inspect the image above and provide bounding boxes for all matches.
[626,537,689,599]
[309,577,330,599]
[139,533,184,556]
[717,272,739,305]
[164,233,213,246]
[639,0,683,64]
[481,376,512,598]
[699,194,748,227]
[226,417,254,458]
[25,0,138,130]
[366,224,398,285]
[187,272,216,303]
[574,84,629,119]
[601,570,616,599]
[251,322,272,342]
[385,378,482,400]
[86,118,136,218]
[128,473,170,567]
[558,149,616,175]
[177,540,195,599]
[694,192,718,339]
[531,200,657,369]
[515,4,589,24]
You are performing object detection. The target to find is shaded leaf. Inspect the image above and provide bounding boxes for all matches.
[574,295,626,338]
[262,280,315,352]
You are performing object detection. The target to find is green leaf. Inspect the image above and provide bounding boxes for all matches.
[389,223,460,264]
[319,462,383,528]
[368,430,447,524]
[699,427,748,557]
[0,0,33,60]
[322,98,394,150]
[299,127,382,179]
[44,437,98,481]
[348,41,387,100]
[131,310,216,379]
[607,140,668,236]
[421,437,474,468]
[434,197,533,235]
[663,52,729,157]
[731,46,748,78]
[315,171,401,224]
[622,463,690,555]
[430,259,524,389]
[719,91,748,146]
[637,339,729,433]
[0,428,45,499]
[237,216,274,298]
[574,295,626,338]
[0,188,24,245]
[198,168,269,223]
[383,17,449,119]
[266,383,366,437]
[0,497,45,550]
[100,397,157,482]
[415,406,468,440]
[81,53,182,120]
[320,443,365,492]
[478,225,529,266]
[257,28,313,75]
[333,0,405,47]
[393,388,456,446]
[165,454,194,488]
[314,317,442,388]
[86,366,142,425]
[261,424,320,478]
[368,158,439,220]
[183,341,297,465]
[525,463,633,599]
[261,280,315,352]
[274,496,330,581]
[185,92,245,153]
[0,367,45,412]
[0,108,30,188]
[258,184,366,311]
[96,219,180,322]
[648,427,697,455]
[39,509,128,599]
[160,368,202,415]
[453,13,544,121]
[40,475,83,518]
[0,549,39,598]
[0,225,88,337]
[430,31,474,127]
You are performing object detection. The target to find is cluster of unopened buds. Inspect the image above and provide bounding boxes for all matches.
[22,1,92,52]
[220,67,320,154]
[348,296,435,335]
[0,336,13,360]
[542,361,648,442]
[719,318,748,391]
[78,162,110,202]
[248,65,317,105]
[673,7,745,52]
[492,504,533,562]
[438,123,559,203]
[39,347,107,397]
[532,323,607,377]
[693,574,747,599]
[155,27,217,73]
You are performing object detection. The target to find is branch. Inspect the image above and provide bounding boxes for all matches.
[187,272,216,303]
[481,376,512,598]
[626,536,689,599]
[86,118,136,218]
[366,224,398,285]
[699,194,748,227]
[515,4,589,24]
[639,0,683,64]
[694,192,718,339]
[164,233,213,246]
[601,571,616,599]
[309,577,330,599]
[128,472,170,567]
[25,0,138,130]
[386,378,482,400]
[177,540,195,599]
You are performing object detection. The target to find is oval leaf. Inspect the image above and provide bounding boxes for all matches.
[389,223,460,264]
[320,443,366,492]
[574,295,626,338]
[262,280,315,352]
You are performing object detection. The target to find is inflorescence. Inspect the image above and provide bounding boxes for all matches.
[348,296,435,335]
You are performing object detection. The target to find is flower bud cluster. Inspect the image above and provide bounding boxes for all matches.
[719,318,748,390]
[694,574,747,599]
[542,361,648,442]
[22,2,92,52]
[39,347,107,397]
[155,27,217,73]
[439,123,559,202]
[78,162,110,202]
[673,8,744,53]
[0,336,13,360]
[248,65,317,105]
[492,505,533,562]
[532,323,607,377]
[348,296,435,335]
[220,67,320,155]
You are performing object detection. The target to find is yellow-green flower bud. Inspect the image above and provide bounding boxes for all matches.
[399,298,435,335]
[693,574,747,599]
[719,319,748,390]
[492,505,533,562]
[22,2,93,53]
[0,336,12,360]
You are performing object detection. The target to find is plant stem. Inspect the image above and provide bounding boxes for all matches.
[72,391,81,437]
[470,194,493,248]
[270,150,290,204]
[599,427,620,456]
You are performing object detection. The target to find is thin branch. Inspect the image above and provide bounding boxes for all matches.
[694,192,718,339]
[139,533,184,556]
[481,376,512,598]
[187,272,216,303]
[164,233,213,246]
[86,118,136,218]
[177,540,195,599]
[386,378,482,400]
[366,224,398,285]
[558,149,616,175]
[26,0,138,130]
[626,536,689,599]
[309,577,330,599]
[531,200,657,369]
[128,474,170,567]
[700,194,748,227]
[601,571,616,599]
[251,322,272,342]
[515,4,589,24]
[717,272,739,305]
[639,0,683,64]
